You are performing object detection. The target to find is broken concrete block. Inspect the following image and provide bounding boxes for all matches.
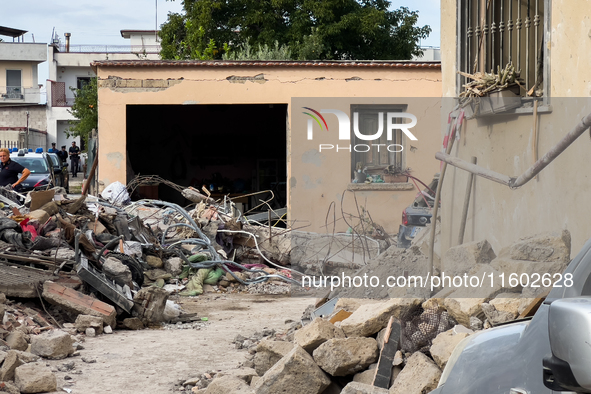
[481,303,516,325]
[14,363,57,393]
[30,329,74,360]
[42,281,116,328]
[132,286,169,324]
[342,382,389,394]
[389,352,441,394]
[103,257,133,287]
[215,368,257,384]
[123,318,144,330]
[0,350,23,381]
[340,298,422,337]
[470,316,483,330]
[75,315,104,335]
[13,350,40,364]
[253,340,296,376]
[353,369,376,385]
[491,294,533,316]
[294,317,345,353]
[443,297,487,327]
[204,375,253,394]
[6,331,28,351]
[430,328,471,370]
[334,298,381,313]
[252,345,331,394]
[497,230,571,263]
[85,327,96,337]
[441,240,496,277]
[104,325,113,334]
[313,337,378,376]
[146,255,164,268]
[165,257,184,277]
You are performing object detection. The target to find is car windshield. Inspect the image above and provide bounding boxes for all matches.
[12,156,50,174]
[48,154,60,166]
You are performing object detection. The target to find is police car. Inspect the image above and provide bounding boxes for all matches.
[10,148,56,192]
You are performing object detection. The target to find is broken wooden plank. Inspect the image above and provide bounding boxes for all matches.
[372,317,401,389]
[518,290,550,318]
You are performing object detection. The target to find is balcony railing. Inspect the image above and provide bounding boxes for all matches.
[57,44,161,54]
[0,86,41,103]
[50,81,75,107]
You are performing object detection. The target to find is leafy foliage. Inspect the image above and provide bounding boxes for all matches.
[67,77,97,147]
[222,41,292,60]
[159,0,431,60]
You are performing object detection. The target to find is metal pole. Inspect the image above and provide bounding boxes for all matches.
[458,157,477,245]
[434,111,591,190]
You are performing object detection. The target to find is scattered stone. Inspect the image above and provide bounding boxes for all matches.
[430,328,471,370]
[481,303,516,325]
[82,357,96,364]
[490,293,532,316]
[0,292,6,304]
[30,329,74,360]
[6,331,28,351]
[313,337,379,376]
[469,316,483,330]
[441,240,496,277]
[14,351,40,364]
[216,368,257,384]
[294,317,345,353]
[253,340,295,376]
[0,350,24,381]
[389,352,441,394]
[85,328,96,337]
[340,298,422,337]
[75,315,104,335]
[443,297,487,327]
[342,382,389,394]
[57,361,76,372]
[103,257,133,286]
[146,255,164,268]
[252,345,331,394]
[393,350,404,366]
[353,369,376,385]
[203,375,252,393]
[165,257,184,276]
[14,363,57,394]
[123,318,145,330]
[0,381,19,394]
[104,325,113,334]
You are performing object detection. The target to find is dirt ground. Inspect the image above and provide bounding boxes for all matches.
[44,293,312,394]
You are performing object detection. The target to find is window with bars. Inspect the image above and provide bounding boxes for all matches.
[350,105,404,178]
[458,0,547,97]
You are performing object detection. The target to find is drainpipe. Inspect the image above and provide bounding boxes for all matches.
[64,33,71,52]
[435,110,591,189]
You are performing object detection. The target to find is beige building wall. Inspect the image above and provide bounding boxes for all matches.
[440,0,591,255]
[95,63,441,234]
[0,62,36,89]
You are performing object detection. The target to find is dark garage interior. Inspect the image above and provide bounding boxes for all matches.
[126,104,287,212]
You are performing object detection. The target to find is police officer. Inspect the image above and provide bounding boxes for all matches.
[69,141,80,178]
[0,148,30,190]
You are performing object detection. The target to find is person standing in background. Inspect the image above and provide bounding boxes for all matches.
[69,141,80,178]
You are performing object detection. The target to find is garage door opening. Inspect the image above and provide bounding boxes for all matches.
[126,104,287,214]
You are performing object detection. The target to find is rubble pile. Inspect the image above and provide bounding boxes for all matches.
[179,230,570,393]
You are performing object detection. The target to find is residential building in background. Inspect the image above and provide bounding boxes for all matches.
[0,26,47,149]
[46,30,161,150]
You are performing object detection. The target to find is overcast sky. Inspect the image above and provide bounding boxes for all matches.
[4,0,440,100]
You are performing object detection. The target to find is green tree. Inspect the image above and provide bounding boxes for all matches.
[159,0,431,61]
[67,77,97,147]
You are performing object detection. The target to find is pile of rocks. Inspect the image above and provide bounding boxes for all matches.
[0,328,82,394]
[180,230,571,393]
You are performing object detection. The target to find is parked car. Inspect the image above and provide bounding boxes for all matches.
[429,238,591,394]
[10,150,55,192]
[397,175,438,248]
[46,152,69,192]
